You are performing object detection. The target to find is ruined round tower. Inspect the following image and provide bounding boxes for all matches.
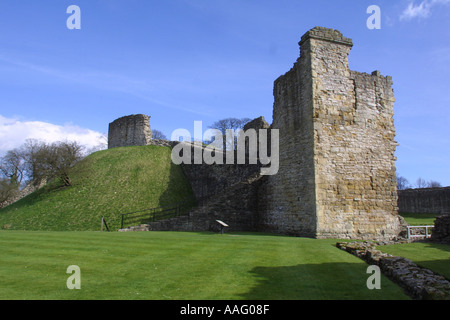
[108,114,152,149]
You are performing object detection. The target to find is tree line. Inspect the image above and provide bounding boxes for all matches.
[0,139,84,205]
[397,175,442,190]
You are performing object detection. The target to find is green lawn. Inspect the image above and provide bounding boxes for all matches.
[400,212,438,226]
[376,213,450,282]
[0,231,410,300]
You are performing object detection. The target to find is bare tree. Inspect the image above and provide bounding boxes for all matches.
[396,175,411,190]
[428,180,442,188]
[0,149,25,187]
[416,177,428,188]
[0,149,26,205]
[415,177,442,188]
[50,141,84,186]
[152,129,167,140]
[208,117,251,150]
[0,178,18,205]
[19,139,47,184]
[19,139,84,187]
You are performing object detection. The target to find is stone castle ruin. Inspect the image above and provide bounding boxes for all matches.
[108,114,152,149]
[110,27,404,240]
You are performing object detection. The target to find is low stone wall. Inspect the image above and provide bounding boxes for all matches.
[432,215,450,244]
[336,241,450,300]
[149,139,178,148]
[398,187,450,214]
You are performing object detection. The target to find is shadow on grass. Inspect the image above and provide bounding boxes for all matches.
[418,242,450,279]
[238,262,410,300]
[425,242,450,253]
[158,149,197,208]
[415,259,450,281]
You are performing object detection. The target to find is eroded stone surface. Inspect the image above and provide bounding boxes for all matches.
[108,114,152,149]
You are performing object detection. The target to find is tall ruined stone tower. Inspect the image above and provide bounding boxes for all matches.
[108,114,152,149]
[259,27,402,240]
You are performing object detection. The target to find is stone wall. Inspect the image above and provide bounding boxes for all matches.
[181,147,261,203]
[180,117,268,202]
[398,187,450,214]
[108,114,152,149]
[257,36,317,237]
[259,27,402,240]
[432,214,450,244]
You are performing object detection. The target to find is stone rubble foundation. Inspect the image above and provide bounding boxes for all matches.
[336,241,450,300]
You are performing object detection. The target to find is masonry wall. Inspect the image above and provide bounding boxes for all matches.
[258,35,317,237]
[259,27,402,240]
[309,29,402,239]
[108,114,152,149]
[180,117,269,203]
[432,214,450,244]
[398,187,450,214]
[181,144,261,202]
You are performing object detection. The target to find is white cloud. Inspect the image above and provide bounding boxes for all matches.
[400,1,431,20]
[0,115,107,155]
[400,0,450,20]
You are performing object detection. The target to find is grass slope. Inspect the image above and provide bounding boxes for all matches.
[0,231,410,300]
[0,146,195,231]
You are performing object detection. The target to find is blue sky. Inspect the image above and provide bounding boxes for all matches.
[0,0,449,186]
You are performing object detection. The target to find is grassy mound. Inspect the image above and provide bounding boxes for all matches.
[0,146,195,231]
